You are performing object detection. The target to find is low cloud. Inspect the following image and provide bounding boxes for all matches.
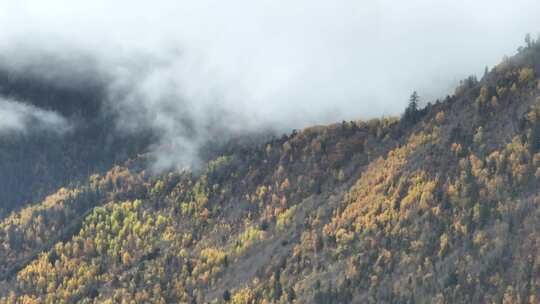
[0,97,70,134]
[1,0,540,170]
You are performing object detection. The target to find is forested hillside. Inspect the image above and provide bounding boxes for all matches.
[2,38,540,303]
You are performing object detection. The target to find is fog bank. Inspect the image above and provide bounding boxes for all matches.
[1,0,539,169]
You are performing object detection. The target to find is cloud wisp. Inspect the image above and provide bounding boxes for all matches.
[0,97,70,135]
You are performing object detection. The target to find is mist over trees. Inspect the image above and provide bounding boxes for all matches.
[1,37,540,302]
[1,0,540,301]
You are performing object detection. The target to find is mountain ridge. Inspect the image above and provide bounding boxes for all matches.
[2,38,540,303]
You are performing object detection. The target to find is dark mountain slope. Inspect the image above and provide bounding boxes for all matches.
[0,67,154,217]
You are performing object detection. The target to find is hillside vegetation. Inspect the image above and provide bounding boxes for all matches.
[2,37,540,303]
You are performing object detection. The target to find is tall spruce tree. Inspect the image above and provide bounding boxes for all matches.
[403,91,420,124]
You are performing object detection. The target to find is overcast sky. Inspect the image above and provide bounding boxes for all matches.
[1,1,540,169]
[1,0,540,126]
